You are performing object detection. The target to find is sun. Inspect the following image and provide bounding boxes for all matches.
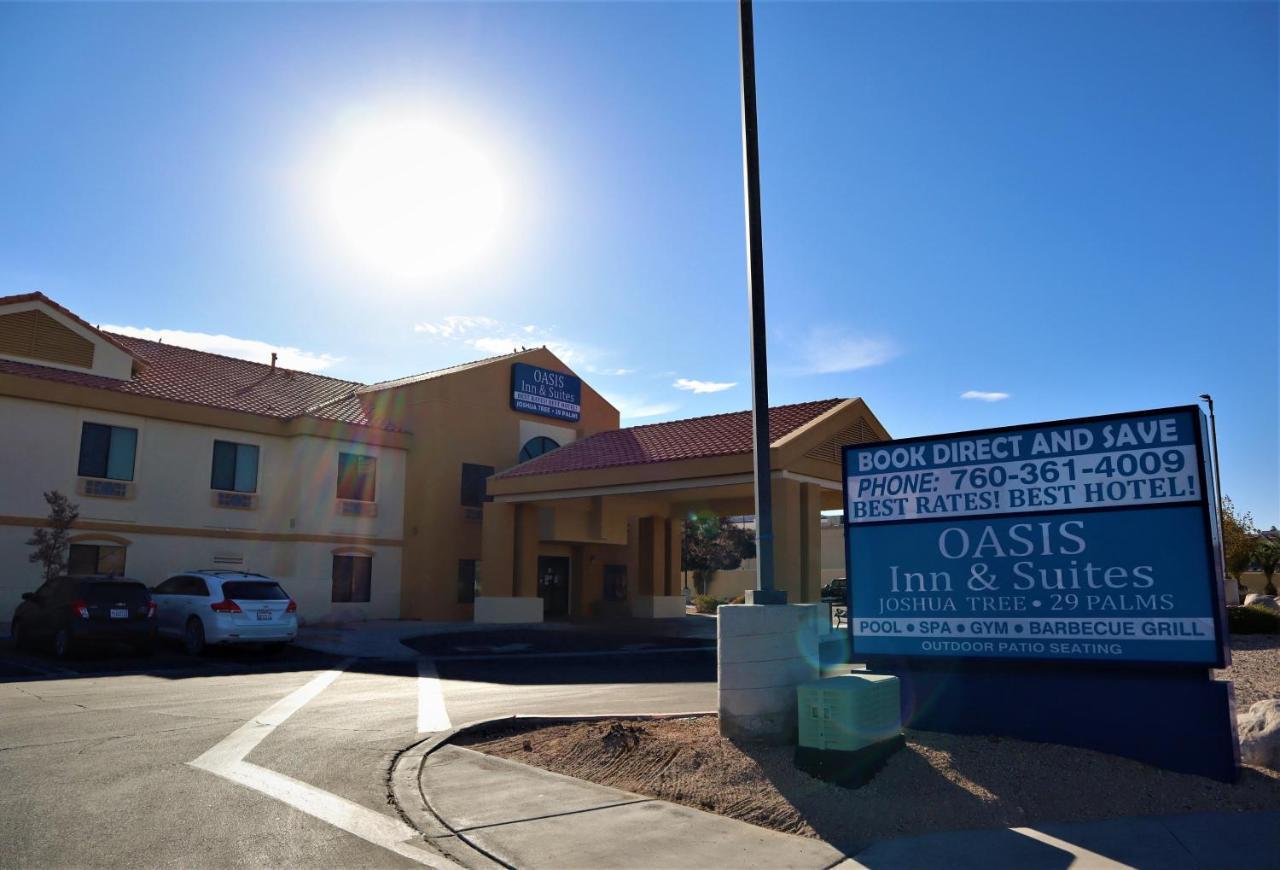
[318,114,505,281]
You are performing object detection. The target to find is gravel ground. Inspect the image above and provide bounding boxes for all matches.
[461,716,1280,854]
[1216,634,1280,710]
[461,636,1280,854]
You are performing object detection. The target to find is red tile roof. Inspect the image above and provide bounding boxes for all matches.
[0,330,405,432]
[495,398,846,479]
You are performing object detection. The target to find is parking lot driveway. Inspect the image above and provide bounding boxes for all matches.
[0,624,716,868]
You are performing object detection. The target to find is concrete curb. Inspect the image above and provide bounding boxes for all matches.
[387,711,717,870]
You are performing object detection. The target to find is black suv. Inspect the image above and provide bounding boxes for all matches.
[11,575,157,657]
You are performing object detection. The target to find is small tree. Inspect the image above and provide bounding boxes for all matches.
[25,490,80,582]
[1254,537,1280,596]
[681,513,756,595]
[1221,496,1256,597]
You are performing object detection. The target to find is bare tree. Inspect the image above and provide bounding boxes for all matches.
[25,490,80,582]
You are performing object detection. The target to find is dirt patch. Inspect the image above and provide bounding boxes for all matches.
[459,638,1280,853]
[459,716,1280,853]
[1215,634,1280,710]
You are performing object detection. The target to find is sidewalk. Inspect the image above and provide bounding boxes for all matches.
[420,744,851,869]
[416,741,1280,870]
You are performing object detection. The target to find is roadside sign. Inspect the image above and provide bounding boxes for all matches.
[842,406,1227,667]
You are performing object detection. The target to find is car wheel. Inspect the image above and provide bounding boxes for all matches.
[183,618,206,656]
[53,626,74,659]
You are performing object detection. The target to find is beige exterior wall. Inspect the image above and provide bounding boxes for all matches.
[0,394,406,622]
[382,348,620,621]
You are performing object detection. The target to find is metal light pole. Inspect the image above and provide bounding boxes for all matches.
[1199,394,1228,587]
[738,0,783,604]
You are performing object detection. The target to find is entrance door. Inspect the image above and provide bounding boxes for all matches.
[537,556,571,618]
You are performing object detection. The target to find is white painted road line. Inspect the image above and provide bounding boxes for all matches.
[188,661,459,869]
[190,662,350,771]
[417,658,453,733]
[218,761,444,867]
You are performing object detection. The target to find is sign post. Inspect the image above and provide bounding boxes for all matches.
[842,406,1239,780]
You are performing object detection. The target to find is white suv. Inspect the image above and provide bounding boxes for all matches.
[151,571,298,655]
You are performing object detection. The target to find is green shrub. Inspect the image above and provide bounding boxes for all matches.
[1226,605,1280,634]
[693,594,721,614]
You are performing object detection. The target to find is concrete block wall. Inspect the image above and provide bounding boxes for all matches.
[718,603,821,743]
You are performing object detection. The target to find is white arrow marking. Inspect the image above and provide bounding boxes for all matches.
[188,661,457,868]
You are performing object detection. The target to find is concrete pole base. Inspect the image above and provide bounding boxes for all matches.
[718,601,821,745]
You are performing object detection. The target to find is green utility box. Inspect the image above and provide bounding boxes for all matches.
[797,674,902,752]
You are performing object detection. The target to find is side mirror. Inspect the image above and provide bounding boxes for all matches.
[21,592,35,602]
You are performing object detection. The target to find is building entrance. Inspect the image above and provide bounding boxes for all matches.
[537,556,571,618]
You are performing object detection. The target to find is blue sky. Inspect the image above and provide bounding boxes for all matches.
[1,1,1275,526]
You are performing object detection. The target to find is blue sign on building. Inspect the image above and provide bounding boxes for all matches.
[510,363,581,422]
[842,407,1227,667]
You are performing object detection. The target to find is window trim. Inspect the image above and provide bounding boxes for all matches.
[211,439,260,494]
[331,553,373,604]
[77,421,138,482]
[67,542,127,577]
[518,436,560,463]
[336,452,377,503]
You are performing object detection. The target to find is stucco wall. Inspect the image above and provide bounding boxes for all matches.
[0,395,406,622]
[390,348,620,621]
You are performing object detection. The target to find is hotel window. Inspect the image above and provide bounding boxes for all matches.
[211,441,259,493]
[460,463,494,507]
[77,422,137,481]
[457,560,477,604]
[337,453,376,502]
[331,554,372,603]
[68,543,127,576]
[518,436,559,463]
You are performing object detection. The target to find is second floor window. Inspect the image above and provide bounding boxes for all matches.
[77,422,137,481]
[337,452,376,502]
[460,463,494,507]
[211,441,260,493]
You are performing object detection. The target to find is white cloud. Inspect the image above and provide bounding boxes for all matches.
[412,315,500,339]
[799,330,898,374]
[673,378,736,394]
[961,390,1011,402]
[102,324,342,373]
[413,314,634,375]
[608,395,679,421]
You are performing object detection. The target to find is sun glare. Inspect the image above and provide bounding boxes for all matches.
[318,114,505,281]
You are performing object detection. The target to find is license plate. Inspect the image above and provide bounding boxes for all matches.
[256,610,272,621]
[110,608,128,619]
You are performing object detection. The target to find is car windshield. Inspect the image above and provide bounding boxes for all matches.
[221,581,288,601]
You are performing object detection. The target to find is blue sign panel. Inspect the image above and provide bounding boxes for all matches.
[842,407,1226,667]
[511,363,581,422]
